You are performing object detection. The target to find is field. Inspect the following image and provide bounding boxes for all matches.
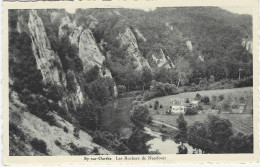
[148,87,253,135]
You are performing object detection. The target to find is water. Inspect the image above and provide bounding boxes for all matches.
[101,97,203,154]
[144,127,203,154]
[101,97,133,138]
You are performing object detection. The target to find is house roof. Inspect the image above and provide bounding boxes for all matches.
[191,101,199,104]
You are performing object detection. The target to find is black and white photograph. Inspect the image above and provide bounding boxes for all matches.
[7,4,255,157]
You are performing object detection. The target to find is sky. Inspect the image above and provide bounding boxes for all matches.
[66,6,252,15]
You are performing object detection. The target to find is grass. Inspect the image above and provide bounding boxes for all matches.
[149,87,253,135]
[152,113,253,135]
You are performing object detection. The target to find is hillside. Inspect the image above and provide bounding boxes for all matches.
[8,7,252,155]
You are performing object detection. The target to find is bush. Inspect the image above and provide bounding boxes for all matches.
[132,100,141,106]
[91,147,100,155]
[149,104,153,108]
[117,85,126,94]
[201,96,210,105]
[30,138,47,154]
[68,143,87,155]
[55,140,61,147]
[185,98,190,103]
[219,94,225,101]
[234,78,253,88]
[196,104,203,111]
[45,84,64,102]
[154,100,159,110]
[143,91,153,101]
[135,95,143,101]
[212,95,217,102]
[63,126,68,133]
[93,130,110,146]
[185,107,198,115]
[160,104,163,108]
[73,128,80,139]
[195,93,201,100]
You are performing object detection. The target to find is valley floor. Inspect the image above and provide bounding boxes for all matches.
[147,87,253,135]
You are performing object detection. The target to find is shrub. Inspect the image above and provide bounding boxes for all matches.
[212,95,217,102]
[30,138,47,154]
[143,91,152,101]
[135,95,143,101]
[219,94,225,101]
[154,100,159,110]
[117,85,126,94]
[93,130,110,146]
[66,72,77,92]
[234,78,253,88]
[160,104,163,108]
[149,104,153,108]
[201,96,210,105]
[185,107,198,115]
[55,140,61,147]
[63,126,68,133]
[73,128,80,139]
[196,105,203,111]
[68,143,87,155]
[132,100,141,106]
[45,84,64,102]
[195,93,201,100]
[239,96,245,102]
[91,147,99,155]
[185,98,190,103]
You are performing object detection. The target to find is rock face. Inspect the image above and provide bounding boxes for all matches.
[58,16,74,39]
[148,48,174,70]
[9,90,111,156]
[28,10,65,86]
[60,15,118,97]
[79,29,105,71]
[241,38,252,53]
[117,27,151,71]
[28,10,84,107]
[186,40,193,51]
[134,28,147,42]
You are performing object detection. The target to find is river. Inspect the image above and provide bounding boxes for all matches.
[101,97,202,154]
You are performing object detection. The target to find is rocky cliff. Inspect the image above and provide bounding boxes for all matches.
[241,38,253,53]
[28,10,84,109]
[147,48,174,71]
[116,27,151,71]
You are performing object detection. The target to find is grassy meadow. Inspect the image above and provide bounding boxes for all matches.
[147,87,253,135]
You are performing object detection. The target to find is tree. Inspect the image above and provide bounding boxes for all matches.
[129,104,151,124]
[154,100,159,110]
[174,57,192,87]
[176,113,187,136]
[227,133,253,153]
[77,99,102,131]
[127,129,150,154]
[201,96,210,105]
[195,93,201,100]
[207,115,233,146]
[140,66,153,90]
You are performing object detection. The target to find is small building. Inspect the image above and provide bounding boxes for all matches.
[170,99,185,114]
[231,103,247,114]
[190,100,200,107]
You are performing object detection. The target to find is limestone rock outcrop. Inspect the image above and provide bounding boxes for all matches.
[148,48,174,71]
[28,10,84,107]
[116,27,151,71]
[242,38,252,53]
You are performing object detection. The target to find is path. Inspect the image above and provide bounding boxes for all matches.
[152,120,179,130]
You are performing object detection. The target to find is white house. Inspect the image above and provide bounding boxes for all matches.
[170,99,185,114]
[191,100,200,107]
